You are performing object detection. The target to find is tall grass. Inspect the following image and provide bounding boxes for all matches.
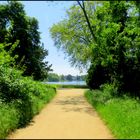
[46,84,88,89]
[0,67,56,139]
[85,85,140,139]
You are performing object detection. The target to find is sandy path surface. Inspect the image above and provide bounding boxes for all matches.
[8,89,114,139]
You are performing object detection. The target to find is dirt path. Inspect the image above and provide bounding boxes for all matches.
[8,89,114,139]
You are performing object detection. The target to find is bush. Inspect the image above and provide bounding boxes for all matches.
[0,26,56,139]
[85,84,117,106]
[86,63,110,89]
[100,83,118,97]
[0,66,56,138]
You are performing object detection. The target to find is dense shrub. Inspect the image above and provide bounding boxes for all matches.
[86,63,110,89]
[0,66,56,138]
[122,58,140,97]
[0,12,56,139]
[100,83,118,97]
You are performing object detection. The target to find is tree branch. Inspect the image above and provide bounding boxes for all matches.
[77,0,96,42]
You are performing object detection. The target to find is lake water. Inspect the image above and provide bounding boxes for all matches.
[45,81,86,85]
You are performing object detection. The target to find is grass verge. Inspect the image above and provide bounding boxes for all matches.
[0,67,56,139]
[47,84,88,89]
[85,89,140,139]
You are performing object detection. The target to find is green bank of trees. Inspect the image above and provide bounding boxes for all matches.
[47,73,86,82]
[0,39,56,139]
[0,2,56,138]
[0,1,52,80]
[47,73,60,82]
[50,1,140,97]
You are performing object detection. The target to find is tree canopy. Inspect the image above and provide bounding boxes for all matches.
[0,1,52,80]
[50,1,140,97]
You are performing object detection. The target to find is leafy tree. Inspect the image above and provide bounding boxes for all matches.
[60,74,65,81]
[47,73,60,82]
[50,2,98,69]
[0,41,18,67]
[86,63,110,89]
[50,1,111,87]
[50,1,140,97]
[65,74,73,81]
[0,1,52,80]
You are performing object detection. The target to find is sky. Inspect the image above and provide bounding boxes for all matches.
[19,1,87,76]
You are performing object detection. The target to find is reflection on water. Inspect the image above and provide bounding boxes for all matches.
[45,81,86,85]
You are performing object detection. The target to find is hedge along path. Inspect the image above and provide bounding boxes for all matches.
[8,89,114,139]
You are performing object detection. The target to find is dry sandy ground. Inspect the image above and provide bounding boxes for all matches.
[8,89,114,139]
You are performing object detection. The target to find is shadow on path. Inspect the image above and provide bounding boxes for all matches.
[55,95,97,116]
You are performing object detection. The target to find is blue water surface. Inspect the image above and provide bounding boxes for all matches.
[45,81,86,85]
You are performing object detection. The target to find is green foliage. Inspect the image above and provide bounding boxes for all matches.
[50,2,95,68]
[0,1,56,138]
[0,1,52,80]
[46,73,87,82]
[0,66,56,138]
[0,103,19,139]
[49,84,88,89]
[100,83,118,97]
[0,42,56,138]
[0,42,18,67]
[65,74,73,81]
[86,63,110,89]
[50,1,140,96]
[85,89,140,139]
[85,89,112,106]
[47,73,60,82]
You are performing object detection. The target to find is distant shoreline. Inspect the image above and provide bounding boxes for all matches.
[44,81,86,86]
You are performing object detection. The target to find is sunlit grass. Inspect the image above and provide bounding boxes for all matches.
[85,90,140,139]
[47,84,88,89]
[0,103,19,139]
[0,67,56,139]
